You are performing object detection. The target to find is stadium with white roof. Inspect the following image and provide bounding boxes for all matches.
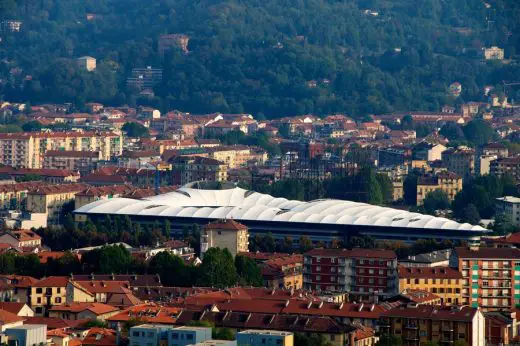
[74,187,489,245]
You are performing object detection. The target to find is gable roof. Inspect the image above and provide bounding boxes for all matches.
[0,308,24,324]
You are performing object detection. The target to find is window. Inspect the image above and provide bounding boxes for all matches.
[147,332,154,338]
[57,287,61,293]
[276,340,282,345]
[37,298,42,304]
[171,333,178,340]
[55,297,62,303]
[36,288,42,294]
[330,335,335,341]
[132,332,139,337]
[186,335,193,340]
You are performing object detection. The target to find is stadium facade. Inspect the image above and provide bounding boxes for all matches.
[74,187,488,245]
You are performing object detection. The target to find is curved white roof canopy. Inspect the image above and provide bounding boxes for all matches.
[74,187,487,232]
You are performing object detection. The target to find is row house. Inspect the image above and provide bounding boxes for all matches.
[303,248,398,302]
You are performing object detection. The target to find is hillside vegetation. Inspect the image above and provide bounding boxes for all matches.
[1,0,520,118]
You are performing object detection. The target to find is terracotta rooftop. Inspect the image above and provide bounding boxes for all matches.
[455,246,520,259]
[106,303,181,324]
[205,219,248,231]
[0,308,25,324]
[381,305,477,322]
[33,276,70,287]
[29,183,89,196]
[49,303,119,315]
[0,302,27,315]
[70,274,161,287]
[398,266,462,279]
[24,317,88,330]
[398,289,441,304]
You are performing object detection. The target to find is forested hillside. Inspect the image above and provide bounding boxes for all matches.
[1,0,520,118]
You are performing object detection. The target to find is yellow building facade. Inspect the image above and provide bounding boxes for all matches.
[416,172,462,206]
[398,266,463,305]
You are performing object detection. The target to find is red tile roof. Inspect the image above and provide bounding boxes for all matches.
[33,276,70,287]
[49,303,119,315]
[455,246,520,259]
[82,328,117,346]
[25,317,89,330]
[106,303,181,324]
[205,219,247,231]
[398,266,462,279]
[73,281,130,294]
[0,302,27,315]
[381,305,477,322]
[0,308,24,324]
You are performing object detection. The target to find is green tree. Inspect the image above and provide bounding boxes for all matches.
[148,251,192,286]
[122,122,150,138]
[299,235,313,253]
[294,333,333,346]
[491,213,516,235]
[235,255,263,286]
[375,334,402,346]
[460,204,481,224]
[376,173,394,204]
[22,120,43,132]
[423,189,450,215]
[197,248,237,288]
[463,120,496,146]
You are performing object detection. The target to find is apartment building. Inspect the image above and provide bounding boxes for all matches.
[398,266,463,305]
[0,131,122,169]
[416,172,462,205]
[261,254,303,289]
[491,156,520,180]
[43,150,101,175]
[379,305,484,346]
[207,145,266,168]
[31,276,70,316]
[170,156,228,185]
[482,143,508,158]
[495,196,520,227]
[26,183,89,224]
[451,247,520,311]
[0,182,42,210]
[441,147,475,181]
[201,219,249,258]
[303,248,398,301]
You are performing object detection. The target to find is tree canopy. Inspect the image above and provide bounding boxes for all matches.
[2,0,520,117]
